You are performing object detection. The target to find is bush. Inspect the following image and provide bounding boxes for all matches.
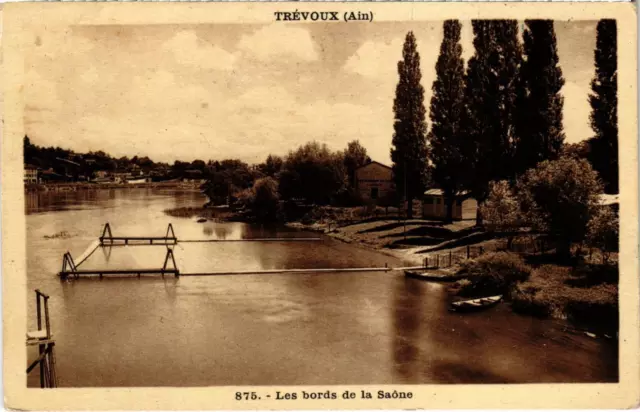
[239,177,280,222]
[516,157,603,258]
[480,180,522,249]
[456,252,532,297]
[586,206,619,261]
[251,177,280,221]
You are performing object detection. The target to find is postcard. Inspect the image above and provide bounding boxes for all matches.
[2,2,638,410]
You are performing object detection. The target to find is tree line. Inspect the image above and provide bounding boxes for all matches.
[201,140,372,216]
[392,19,618,223]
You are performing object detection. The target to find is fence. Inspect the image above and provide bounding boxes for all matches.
[421,236,556,270]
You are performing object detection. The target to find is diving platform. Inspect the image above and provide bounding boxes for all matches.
[99,223,177,245]
[58,222,394,280]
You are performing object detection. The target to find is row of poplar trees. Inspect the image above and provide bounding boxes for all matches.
[391,19,618,223]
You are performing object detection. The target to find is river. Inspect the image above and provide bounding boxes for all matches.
[25,188,618,387]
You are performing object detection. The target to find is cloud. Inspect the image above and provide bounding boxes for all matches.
[343,39,403,78]
[164,30,236,71]
[237,25,318,62]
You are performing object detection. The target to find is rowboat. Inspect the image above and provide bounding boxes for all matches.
[449,295,502,312]
[404,270,465,282]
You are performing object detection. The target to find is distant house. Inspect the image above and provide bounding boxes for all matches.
[127,176,151,184]
[94,170,110,179]
[113,170,132,183]
[130,164,144,177]
[55,157,81,180]
[354,161,394,203]
[423,189,477,221]
[182,169,205,183]
[39,169,67,182]
[24,164,39,184]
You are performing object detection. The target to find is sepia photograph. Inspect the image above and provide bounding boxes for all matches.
[2,2,638,410]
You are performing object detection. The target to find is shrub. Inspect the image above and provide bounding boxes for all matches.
[238,177,280,221]
[251,177,280,221]
[586,206,619,262]
[481,180,523,249]
[456,252,532,297]
[516,157,603,258]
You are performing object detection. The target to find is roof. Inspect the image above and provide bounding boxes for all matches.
[598,193,619,205]
[55,157,81,167]
[355,160,392,171]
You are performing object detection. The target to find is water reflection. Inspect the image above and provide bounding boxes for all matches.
[26,189,618,386]
[393,279,422,382]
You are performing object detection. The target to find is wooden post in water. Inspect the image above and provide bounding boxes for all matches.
[30,290,57,388]
[162,248,179,277]
[100,223,113,246]
[166,223,176,243]
[36,292,43,387]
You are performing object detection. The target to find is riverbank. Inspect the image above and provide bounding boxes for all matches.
[163,203,619,336]
[289,211,619,337]
[25,182,203,192]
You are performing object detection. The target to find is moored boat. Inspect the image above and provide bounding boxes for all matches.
[449,295,502,312]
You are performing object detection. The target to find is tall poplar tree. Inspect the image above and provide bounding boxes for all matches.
[588,19,618,194]
[391,31,429,219]
[428,20,467,222]
[463,20,522,225]
[514,20,565,176]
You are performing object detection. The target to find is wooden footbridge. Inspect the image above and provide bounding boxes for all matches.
[58,223,407,280]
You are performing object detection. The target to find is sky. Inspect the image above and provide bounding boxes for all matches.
[23,20,598,165]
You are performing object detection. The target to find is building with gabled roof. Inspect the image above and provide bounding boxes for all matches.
[354,161,394,203]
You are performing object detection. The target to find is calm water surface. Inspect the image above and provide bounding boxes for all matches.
[26,189,618,386]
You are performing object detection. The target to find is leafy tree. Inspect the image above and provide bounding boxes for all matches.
[514,20,565,175]
[259,154,284,177]
[586,205,619,262]
[391,31,429,219]
[171,160,190,177]
[428,20,467,222]
[242,177,280,222]
[480,180,522,250]
[516,157,603,259]
[588,19,618,194]
[562,141,591,160]
[343,140,371,188]
[464,20,522,225]
[279,141,346,204]
[190,159,206,171]
[201,159,255,205]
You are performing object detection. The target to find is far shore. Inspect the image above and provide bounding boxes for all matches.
[25,181,204,192]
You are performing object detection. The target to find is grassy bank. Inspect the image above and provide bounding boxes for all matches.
[449,251,618,336]
[508,263,618,336]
